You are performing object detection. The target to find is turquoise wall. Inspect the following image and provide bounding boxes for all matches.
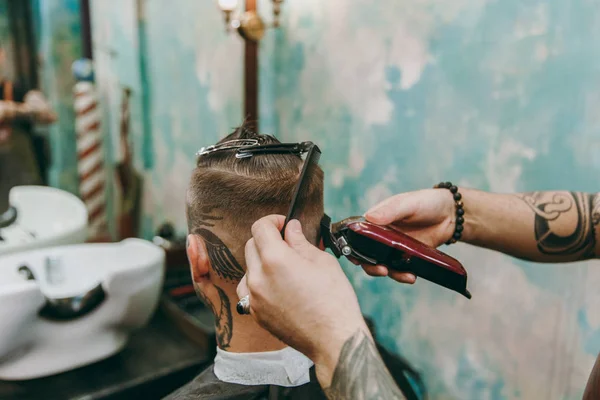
[84,1,600,398]
[90,0,243,238]
[34,0,82,193]
[141,0,243,235]
[263,2,600,399]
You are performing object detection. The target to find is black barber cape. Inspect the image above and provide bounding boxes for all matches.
[163,364,327,400]
[163,345,425,400]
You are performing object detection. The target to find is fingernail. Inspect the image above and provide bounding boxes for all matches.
[288,219,302,233]
[186,236,190,248]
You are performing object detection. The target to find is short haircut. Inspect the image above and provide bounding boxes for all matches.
[186,123,324,266]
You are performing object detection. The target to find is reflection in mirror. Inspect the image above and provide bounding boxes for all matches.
[0,0,56,229]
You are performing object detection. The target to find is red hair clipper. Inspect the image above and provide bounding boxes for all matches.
[321,215,472,299]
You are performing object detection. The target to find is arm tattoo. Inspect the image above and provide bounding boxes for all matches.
[323,330,406,400]
[194,228,245,282]
[197,285,233,350]
[592,195,600,227]
[518,192,598,258]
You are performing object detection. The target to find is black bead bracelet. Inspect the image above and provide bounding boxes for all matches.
[434,182,464,245]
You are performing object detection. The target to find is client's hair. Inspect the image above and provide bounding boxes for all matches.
[186,122,324,278]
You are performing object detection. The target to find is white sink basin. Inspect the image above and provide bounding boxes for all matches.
[0,238,166,380]
[0,186,88,256]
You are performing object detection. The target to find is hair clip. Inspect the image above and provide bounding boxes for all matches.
[196,139,260,158]
[235,141,315,159]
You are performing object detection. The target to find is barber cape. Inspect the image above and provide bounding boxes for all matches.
[164,344,425,400]
[163,347,327,400]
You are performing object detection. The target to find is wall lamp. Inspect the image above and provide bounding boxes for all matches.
[217,0,284,42]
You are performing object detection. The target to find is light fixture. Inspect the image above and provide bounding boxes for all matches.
[217,0,284,42]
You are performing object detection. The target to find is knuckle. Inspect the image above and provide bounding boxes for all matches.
[251,219,264,236]
[262,249,281,267]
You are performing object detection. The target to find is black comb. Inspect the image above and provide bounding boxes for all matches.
[282,142,322,238]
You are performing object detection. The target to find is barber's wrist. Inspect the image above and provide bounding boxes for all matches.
[450,187,480,244]
[435,182,467,245]
[436,184,480,245]
[460,188,486,245]
[311,322,371,387]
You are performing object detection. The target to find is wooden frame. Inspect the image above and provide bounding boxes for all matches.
[244,0,259,128]
[7,0,38,89]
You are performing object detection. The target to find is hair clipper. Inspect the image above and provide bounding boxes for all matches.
[321,214,472,299]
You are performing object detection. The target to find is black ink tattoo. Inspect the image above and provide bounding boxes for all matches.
[196,205,224,228]
[194,228,245,282]
[324,330,405,400]
[518,192,596,257]
[197,285,233,350]
[592,194,600,227]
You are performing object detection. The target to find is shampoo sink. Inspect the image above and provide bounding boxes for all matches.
[0,238,165,380]
[0,186,89,256]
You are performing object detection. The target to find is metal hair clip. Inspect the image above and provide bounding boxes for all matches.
[196,139,260,158]
[235,141,314,159]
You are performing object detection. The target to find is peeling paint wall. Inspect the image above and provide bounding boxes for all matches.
[140,0,243,236]
[90,0,242,238]
[34,0,82,193]
[88,0,600,398]
[261,1,600,399]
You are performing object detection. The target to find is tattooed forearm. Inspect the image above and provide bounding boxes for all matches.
[194,228,245,282]
[323,330,405,400]
[592,195,600,227]
[197,285,233,350]
[517,191,599,259]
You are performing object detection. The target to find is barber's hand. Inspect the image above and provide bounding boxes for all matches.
[237,215,370,382]
[363,188,455,283]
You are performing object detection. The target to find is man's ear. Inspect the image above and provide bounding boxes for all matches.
[187,234,211,283]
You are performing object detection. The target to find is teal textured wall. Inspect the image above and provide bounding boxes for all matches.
[90,0,143,237]
[141,0,243,235]
[262,2,600,399]
[34,0,82,193]
[90,0,243,238]
[89,1,600,398]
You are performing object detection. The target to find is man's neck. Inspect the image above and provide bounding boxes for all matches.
[210,286,287,353]
[222,313,288,353]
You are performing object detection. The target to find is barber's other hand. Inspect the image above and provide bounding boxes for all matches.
[238,215,369,378]
[363,188,455,283]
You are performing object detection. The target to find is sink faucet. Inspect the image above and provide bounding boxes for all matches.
[0,144,19,228]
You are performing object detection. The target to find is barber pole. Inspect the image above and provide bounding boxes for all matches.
[74,80,109,241]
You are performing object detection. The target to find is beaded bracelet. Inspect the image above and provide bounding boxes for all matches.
[434,182,464,245]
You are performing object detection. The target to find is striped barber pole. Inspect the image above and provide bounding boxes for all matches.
[74,81,109,241]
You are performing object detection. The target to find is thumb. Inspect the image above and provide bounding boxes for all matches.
[284,219,322,262]
[365,194,418,225]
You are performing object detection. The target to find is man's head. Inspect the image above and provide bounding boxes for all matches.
[186,123,324,294]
